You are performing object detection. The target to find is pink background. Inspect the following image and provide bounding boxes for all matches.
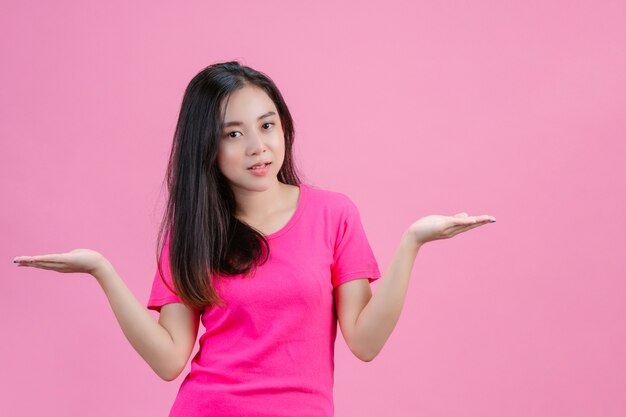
[2,1,625,416]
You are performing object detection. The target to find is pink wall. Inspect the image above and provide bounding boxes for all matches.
[2,1,625,416]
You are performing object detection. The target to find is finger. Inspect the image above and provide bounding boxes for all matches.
[32,254,64,263]
[14,255,62,264]
[13,257,60,266]
[453,216,481,225]
[449,217,492,230]
[453,215,495,226]
[449,221,491,235]
[21,261,65,271]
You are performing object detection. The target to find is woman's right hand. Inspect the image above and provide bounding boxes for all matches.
[13,249,110,277]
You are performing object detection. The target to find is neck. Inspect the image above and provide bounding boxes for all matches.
[232,180,290,221]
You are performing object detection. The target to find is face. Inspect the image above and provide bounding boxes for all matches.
[217,85,285,192]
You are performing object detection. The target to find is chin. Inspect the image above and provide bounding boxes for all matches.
[233,177,277,190]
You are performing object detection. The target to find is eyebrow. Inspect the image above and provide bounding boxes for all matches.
[222,111,277,128]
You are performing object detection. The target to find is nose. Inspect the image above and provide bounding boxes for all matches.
[247,131,267,155]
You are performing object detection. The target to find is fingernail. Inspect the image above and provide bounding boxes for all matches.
[489,219,496,223]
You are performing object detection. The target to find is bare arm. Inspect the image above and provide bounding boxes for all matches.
[93,260,200,381]
[335,213,496,361]
[335,231,420,362]
[14,250,200,381]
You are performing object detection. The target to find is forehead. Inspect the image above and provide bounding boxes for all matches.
[221,85,277,121]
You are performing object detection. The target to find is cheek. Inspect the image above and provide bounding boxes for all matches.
[272,129,286,151]
[217,144,239,172]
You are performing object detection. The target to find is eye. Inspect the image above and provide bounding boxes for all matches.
[226,131,241,138]
[262,122,274,130]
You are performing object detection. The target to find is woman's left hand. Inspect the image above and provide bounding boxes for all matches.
[407,212,496,246]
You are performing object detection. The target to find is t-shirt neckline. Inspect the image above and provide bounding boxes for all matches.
[264,183,307,240]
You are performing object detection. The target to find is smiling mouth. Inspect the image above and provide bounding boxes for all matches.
[248,162,271,170]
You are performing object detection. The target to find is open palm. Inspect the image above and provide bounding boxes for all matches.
[13,249,107,275]
[408,212,496,246]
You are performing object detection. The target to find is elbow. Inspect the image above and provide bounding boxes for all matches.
[157,351,190,381]
[155,361,185,382]
[158,367,182,382]
[359,351,378,362]
[352,344,379,362]
[159,372,178,382]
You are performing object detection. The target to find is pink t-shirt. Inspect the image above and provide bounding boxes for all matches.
[147,183,382,417]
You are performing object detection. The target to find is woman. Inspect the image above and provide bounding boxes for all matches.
[13,61,496,416]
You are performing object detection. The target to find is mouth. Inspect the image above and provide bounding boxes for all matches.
[248,162,272,170]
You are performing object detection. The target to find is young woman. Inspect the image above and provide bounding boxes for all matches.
[13,61,496,416]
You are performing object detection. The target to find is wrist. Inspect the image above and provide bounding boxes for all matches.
[91,257,115,282]
[401,230,423,252]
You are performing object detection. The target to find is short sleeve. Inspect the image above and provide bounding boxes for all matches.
[147,231,183,312]
[331,196,382,288]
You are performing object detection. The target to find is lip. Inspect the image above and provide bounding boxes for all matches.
[248,162,271,176]
[248,160,271,169]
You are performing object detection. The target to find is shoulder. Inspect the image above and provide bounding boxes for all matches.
[301,183,357,213]
[302,184,359,219]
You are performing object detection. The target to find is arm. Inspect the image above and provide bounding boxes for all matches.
[94,261,200,381]
[334,231,420,362]
[335,213,495,362]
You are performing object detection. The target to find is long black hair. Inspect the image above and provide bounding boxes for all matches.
[155,61,303,311]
